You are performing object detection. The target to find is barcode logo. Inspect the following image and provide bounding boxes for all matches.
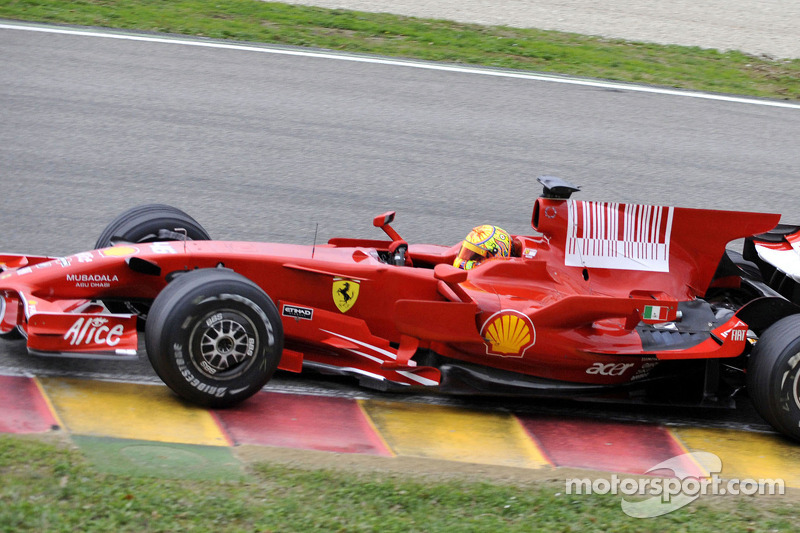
[566,200,674,272]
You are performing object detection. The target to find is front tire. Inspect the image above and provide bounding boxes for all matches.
[747,314,800,441]
[0,326,24,340]
[0,297,24,340]
[145,269,284,407]
[95,204,211,321]
[95,204,211,249]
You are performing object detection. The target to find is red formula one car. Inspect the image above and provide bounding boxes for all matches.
[3,177,800,441]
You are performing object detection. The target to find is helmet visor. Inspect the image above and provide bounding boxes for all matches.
[456,240,487,265]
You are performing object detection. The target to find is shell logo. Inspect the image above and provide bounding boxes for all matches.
[480,310,536,358]
[100,246,139,257]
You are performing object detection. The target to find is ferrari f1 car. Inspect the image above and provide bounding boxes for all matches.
[3,177,800,442]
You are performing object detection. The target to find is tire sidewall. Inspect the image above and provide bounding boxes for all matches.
[110,218,207,245]
[96,205,211,319]
[770,344,800,437]
[748,314,800,440]
[146,270,283,407]
[95,204,210,249]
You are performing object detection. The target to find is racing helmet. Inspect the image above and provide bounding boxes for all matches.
[454,225,512,270]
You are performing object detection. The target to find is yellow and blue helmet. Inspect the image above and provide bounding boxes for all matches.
[454,225,512,270]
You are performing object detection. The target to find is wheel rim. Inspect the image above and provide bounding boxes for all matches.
[189,310,259,380]
[793,366,800,411]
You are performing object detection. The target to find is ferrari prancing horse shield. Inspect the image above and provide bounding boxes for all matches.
[332,278,360,313]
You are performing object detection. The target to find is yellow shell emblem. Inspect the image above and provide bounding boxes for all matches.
[100,246,139,257]
[480,310,535,357]
[332,278,360,313]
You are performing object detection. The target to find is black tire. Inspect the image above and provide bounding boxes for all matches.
[95,204,211,320]
[747,314,800,441]
[95,204,210,249]
[0,298,24,339]
[144,269,284,408]
[0,326,24,340]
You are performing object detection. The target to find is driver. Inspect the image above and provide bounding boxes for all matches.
[453,225,512,270]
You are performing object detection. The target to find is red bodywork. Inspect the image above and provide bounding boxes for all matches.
[0,197,781,392]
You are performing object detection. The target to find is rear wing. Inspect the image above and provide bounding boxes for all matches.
[532,197,780,299]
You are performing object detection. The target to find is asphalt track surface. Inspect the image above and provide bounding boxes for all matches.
[1,23,800,440]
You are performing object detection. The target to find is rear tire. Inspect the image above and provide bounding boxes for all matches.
[145,269,284,407]
[747,314,800,441]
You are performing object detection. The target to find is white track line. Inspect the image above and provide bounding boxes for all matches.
[2,21,799,110]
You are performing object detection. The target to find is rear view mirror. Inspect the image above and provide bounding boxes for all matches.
[373,211,395,227]
[434,264,468,284]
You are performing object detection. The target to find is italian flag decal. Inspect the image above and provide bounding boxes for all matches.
[643,305,669,321]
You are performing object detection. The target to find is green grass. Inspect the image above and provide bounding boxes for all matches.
[1,0,799,100]
[0,434,797,532]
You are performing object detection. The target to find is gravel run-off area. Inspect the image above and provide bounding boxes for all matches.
[278,0,800,59]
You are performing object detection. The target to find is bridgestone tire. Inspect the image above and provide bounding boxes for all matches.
[145,269,284,408]
[0,297,24,339]
[95,204,210,249]
[95,204,211,319]
[0,326,23,340]
[747,314,800,442]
